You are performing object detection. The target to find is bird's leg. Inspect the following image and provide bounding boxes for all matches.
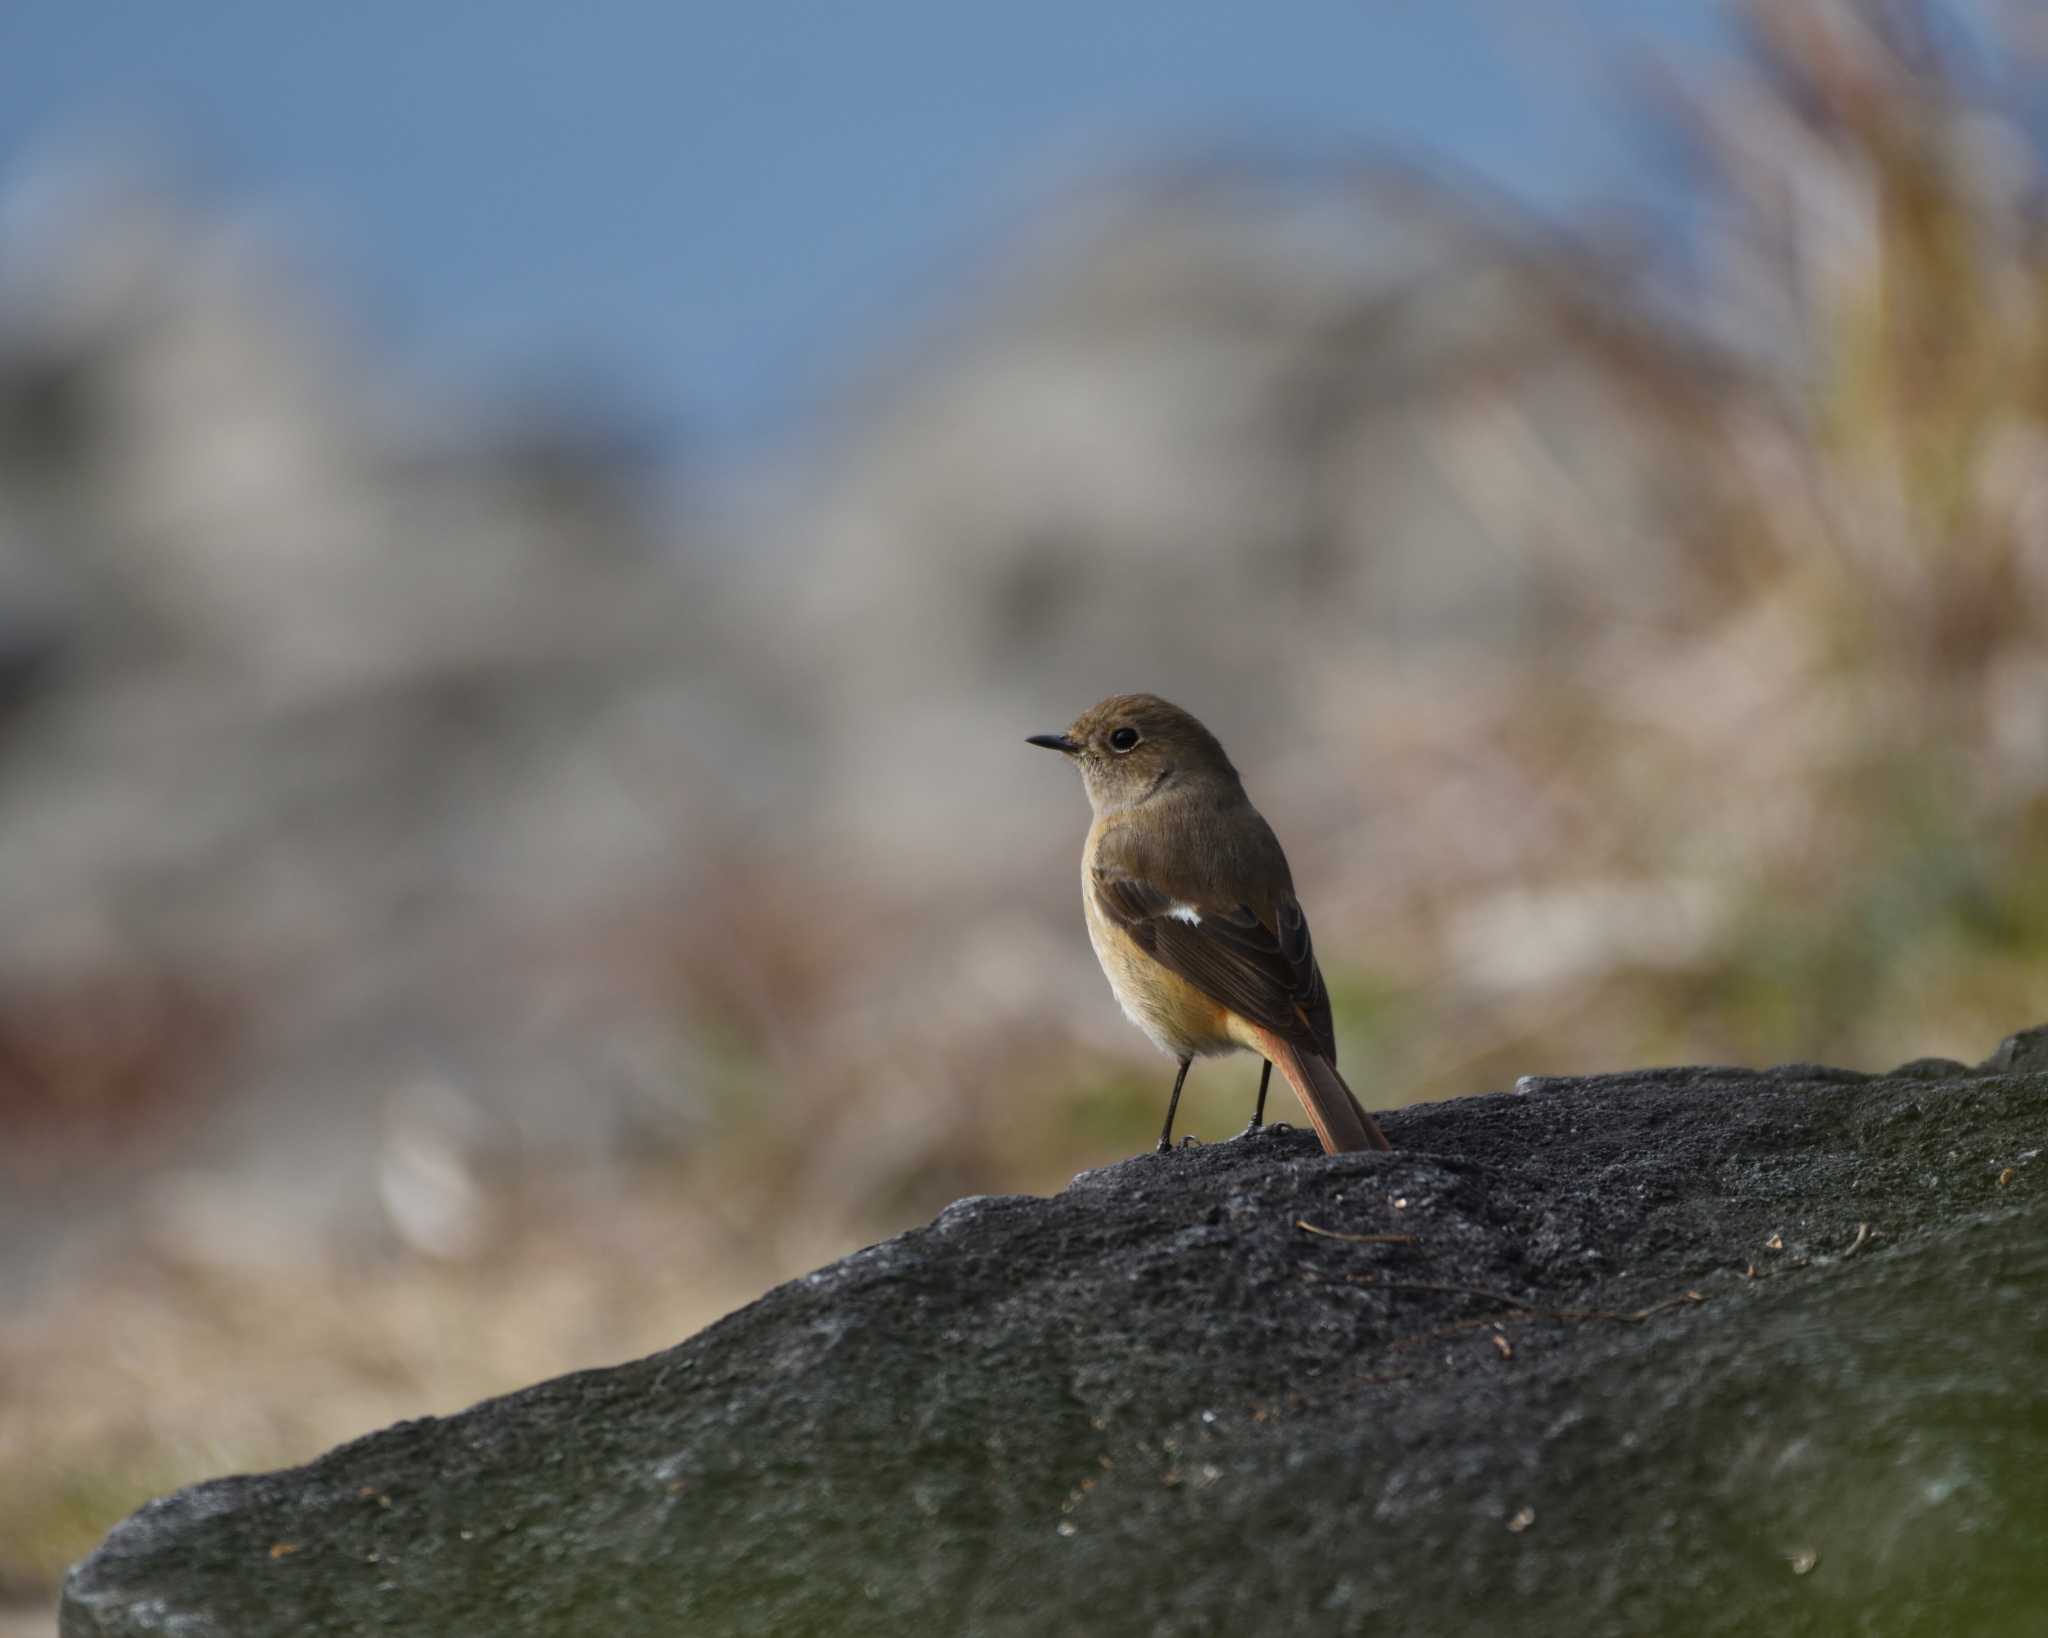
[1247,1059,1273,1132]
[1156,1056,1193,1153]
[1241,1060,1292,1137]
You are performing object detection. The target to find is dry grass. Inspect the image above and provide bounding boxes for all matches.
[1304,0,2048,1086]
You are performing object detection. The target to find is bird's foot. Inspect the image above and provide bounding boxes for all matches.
[1239,1119,1293,1138]
[1176,1134,1204,1150]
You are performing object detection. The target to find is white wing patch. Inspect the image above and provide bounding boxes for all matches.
[1167,902,1203,926]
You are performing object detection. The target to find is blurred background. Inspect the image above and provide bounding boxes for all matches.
[7,0,2048,1618]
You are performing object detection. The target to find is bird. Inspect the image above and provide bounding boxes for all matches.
[1029,693,1391,1156]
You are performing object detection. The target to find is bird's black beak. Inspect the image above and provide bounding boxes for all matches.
[1027,733,1082,754]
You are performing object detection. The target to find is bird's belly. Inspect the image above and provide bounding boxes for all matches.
[1083,890,1242,1060]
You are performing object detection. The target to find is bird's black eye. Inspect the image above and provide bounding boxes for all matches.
[1108,726,1140,752]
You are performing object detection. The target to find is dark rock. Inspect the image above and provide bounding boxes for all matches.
[1886,1056,1972,1081]
[1979,1022,2048,1074]
[62,1048,2048,1638]
[1759,1061,1874,1084]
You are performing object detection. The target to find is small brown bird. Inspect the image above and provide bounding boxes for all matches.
[1030,693,1390,1156]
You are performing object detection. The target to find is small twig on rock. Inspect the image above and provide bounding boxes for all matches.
[1617,1290,1707,1322]
[1295,1220,1419,1246]
[1378,1288,1706,1353]
[1840,1222,1870,1258]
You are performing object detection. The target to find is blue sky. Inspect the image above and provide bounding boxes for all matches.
[0,1,1730,454]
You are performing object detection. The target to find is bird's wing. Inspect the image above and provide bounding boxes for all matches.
[1091,850,1337,1063]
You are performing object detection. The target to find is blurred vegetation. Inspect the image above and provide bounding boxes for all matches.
[9,0,2048,1612]
[1317,0,2048,1095]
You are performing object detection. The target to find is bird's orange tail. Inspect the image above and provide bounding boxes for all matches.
[1251,1029,1392,1154]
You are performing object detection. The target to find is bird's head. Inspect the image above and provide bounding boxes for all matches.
[1028,693,1239,813]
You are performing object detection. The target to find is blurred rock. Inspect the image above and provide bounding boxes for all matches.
[779,160,1699,867]
[60,1039,2048,1637]
[0,158,727,1287]
[1978,1024,2048,1075]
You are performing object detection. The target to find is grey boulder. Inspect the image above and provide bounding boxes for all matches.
[62,1038,2048,1637]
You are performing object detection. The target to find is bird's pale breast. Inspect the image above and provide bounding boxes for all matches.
[1081,829,1249,1061]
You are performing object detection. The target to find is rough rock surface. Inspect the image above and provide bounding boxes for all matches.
[61,1037,2048,1637]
